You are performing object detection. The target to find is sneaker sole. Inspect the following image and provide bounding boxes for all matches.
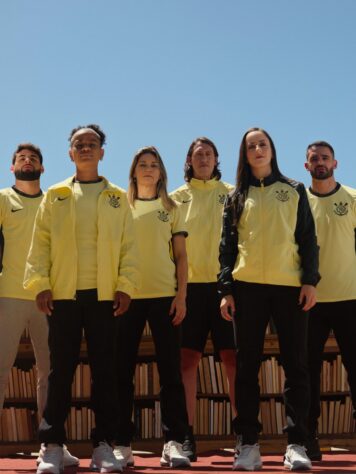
[90,463,123,473]
[37,466,64,474]
[233,462,262,471]
[160,457,191,468]
[37,460,79,467]
[284,460,312,471]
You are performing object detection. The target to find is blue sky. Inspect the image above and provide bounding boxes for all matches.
[0,0,355,191]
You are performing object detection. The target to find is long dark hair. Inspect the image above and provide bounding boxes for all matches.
[230,128,283,223]
[184,137,222,182]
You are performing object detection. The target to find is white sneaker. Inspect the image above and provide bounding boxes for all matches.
[232,444,262,471]
[90,442,123,473]
[160,440,191,468]
[37,444,79,467]
[113,445,134,468]
[284,444,312,471]
[36,444,64,474]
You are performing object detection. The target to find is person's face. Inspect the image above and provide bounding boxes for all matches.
[69,131,104,169]
[188,142,217,180]
[11,149,43,181]
[134,153,161,187]
[245,130,273,175]
[305,145,337,180]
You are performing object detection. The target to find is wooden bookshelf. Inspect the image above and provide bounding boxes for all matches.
[1,331,355,457]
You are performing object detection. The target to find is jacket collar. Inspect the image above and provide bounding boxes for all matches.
[189,177,220,190]
[249,172,277,187]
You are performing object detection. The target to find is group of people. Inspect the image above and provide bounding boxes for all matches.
[0,124,355,473]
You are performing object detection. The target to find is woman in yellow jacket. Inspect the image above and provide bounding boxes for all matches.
[219,128,320,471]
[114,146,190,469]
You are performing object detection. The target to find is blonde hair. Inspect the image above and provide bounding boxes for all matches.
[128,146,176,211]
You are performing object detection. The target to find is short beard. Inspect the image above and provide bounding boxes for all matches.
[310,168,334,180]
[14,170,42,181]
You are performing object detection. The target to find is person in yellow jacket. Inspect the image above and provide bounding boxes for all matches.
[24,124,139,474]
[114,146,190,469]
[171,137,236,461]
[219,128,320,471]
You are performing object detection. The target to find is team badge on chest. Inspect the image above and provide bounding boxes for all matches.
[275,190,289,202]
[218,194,226,204]
[157,210,169,222]
[108,194,120,208]
[333,201,348,216]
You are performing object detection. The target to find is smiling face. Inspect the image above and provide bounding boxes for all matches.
[134,152,161,188]
[188,141,217,180]
[305,145,337,180]
[245,130,273,177]
[11,148,43,181]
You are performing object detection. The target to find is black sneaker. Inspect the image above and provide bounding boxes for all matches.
[306,436,322,461]
[182,435,197,462]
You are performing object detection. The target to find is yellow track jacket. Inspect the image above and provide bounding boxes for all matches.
[24,176,139,300]
[218,173,320,295]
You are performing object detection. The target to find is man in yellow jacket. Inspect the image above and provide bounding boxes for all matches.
[25,124,139,474]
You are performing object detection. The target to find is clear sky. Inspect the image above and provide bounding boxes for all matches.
[0,0,355,191]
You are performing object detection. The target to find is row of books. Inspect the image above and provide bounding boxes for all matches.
[5,355,351,401]
[0,408,36,442]
[192,399,233,436]
[320,355,350,393]
[318,397,355,435]
[258,355,350,394]
[4,366,37,400]
[2,396,355,442]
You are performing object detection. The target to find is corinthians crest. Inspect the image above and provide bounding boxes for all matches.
[108,194,120,208]
[157,210,169,222]
[275,190,289,202]
[333,201,348,216]
[218,194,226,204]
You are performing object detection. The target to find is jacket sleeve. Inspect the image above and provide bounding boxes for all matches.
[115,202,141,298]
[217,198,238,296]
[23,193,52,295]
[294,183,321,286]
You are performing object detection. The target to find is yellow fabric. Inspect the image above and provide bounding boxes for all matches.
[24,176,139,300]
[73,181,105,290]
[171,178,233,283]
[307,185,356,302]
[0,188,43,300]
[233,181,302,286]
[132,198,187,299]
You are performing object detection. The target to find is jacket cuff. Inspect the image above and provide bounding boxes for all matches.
[24,276,51,296]
[116,277,138,299]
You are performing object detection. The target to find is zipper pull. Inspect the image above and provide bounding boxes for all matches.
[260,178,264,188]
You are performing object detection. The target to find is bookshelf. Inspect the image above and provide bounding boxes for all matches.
[1,331,355,456]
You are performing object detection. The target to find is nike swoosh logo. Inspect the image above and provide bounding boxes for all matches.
[182,199,192,204]
[11,208,23,212]
[57,197,68,201]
